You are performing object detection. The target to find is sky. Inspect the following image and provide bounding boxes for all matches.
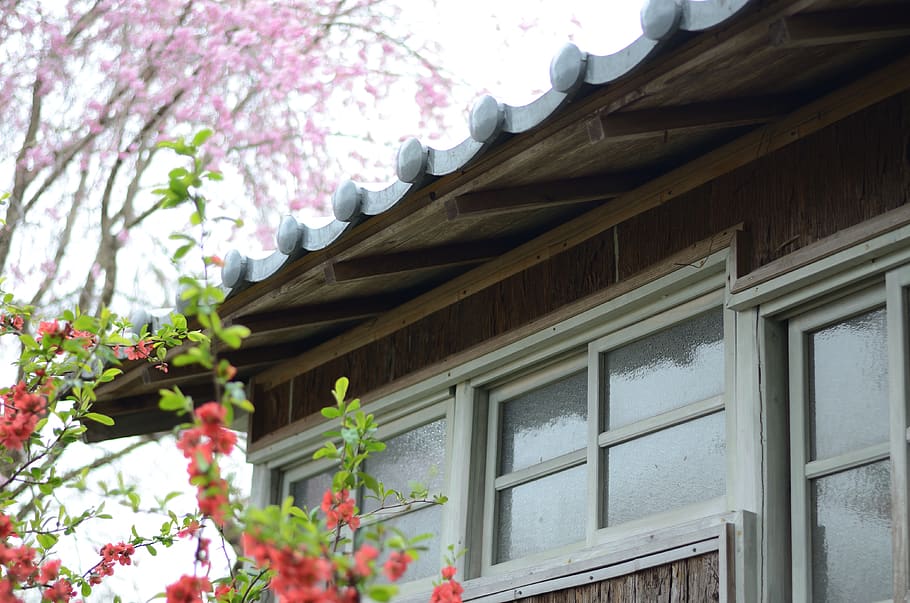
[7,2,646,600]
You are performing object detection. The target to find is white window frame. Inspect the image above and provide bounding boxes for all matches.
[476,280,733,574]
[588,289,730,545]
[482,353,589,570]
[787,285,893,602]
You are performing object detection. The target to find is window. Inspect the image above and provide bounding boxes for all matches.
[482,289,729,568]
[591,304,727,531]
[789,287,896,602]
[485,355,588,564]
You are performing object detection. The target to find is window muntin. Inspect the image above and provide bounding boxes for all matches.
[790,293,895,602]
[594,306,727,531]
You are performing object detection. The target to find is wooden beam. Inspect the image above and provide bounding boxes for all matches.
[254,53,910,390]
[324,241,513,284]
[233,295,404,333]
[445,174,641,220]
[770,6,910,47]
[589,97,793,143]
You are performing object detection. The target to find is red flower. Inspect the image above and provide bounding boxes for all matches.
[39,559,62,583]
[214,582,235,601]
[431,579,464,603]
[43,579,75,602]
[0,513,16,540]
[441,565,457,580]
[353,544,378,577]
[321,489,359,530]
[126,339,152,360]
[382,551,412,582]
[177,520,201,539]
[165,575,212,603]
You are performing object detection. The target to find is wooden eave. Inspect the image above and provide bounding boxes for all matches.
[89,0,910,441]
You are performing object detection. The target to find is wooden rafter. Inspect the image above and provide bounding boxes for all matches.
[232,295,404,333]
[588,97,793,143]
[445,174,642,220]
[324,240,513,284]
[770,6,910,47]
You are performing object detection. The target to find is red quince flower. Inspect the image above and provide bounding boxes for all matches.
[383,550,412,582]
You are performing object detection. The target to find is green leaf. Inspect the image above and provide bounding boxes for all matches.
[321,406,341,419]
[367,585,398,602]
[36,532,58,549]
[192,129,213,146]
[82,582,92,597]
[84,412,115,426]
[99,368,122,383]
[147,544,158,556]
[333,377,349,403]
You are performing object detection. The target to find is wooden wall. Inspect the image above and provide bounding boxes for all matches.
[251,90,910,443]
[513,553,719,603]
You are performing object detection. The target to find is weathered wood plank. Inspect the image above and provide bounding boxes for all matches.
[446,174,640,220]
[324,240,512,283]
[770,6,910,47]
[591,97,792,143]
[255,53,910,390]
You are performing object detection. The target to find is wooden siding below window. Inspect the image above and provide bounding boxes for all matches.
[510,553,719,603]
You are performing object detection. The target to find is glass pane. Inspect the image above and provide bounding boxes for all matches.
[499,370,587,474]
[496,464,586,563]
[363,418,446,513]
[606,308,724,428]
[808,308,888,460]
[290,469,334,512]
[811,460,891,603]
[373,506,443,582]
[605,412,725,526]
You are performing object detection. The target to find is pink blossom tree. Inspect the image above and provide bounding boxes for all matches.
[0,0,452,314]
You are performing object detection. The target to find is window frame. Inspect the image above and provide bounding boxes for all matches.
[482,353,589,570]
[787,285,893,602]
[588,288,730,545]
[477,283,732,573]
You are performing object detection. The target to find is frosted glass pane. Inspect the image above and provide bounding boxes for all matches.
[363,418,446,513]
[499,371,587,474]
[811,461,891,603]
[605,412,725,526]
[808,308,888,460]
[606,309,724,428]
[290,469,334,512]
[374,506,443,582]
[496,464,586,563]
